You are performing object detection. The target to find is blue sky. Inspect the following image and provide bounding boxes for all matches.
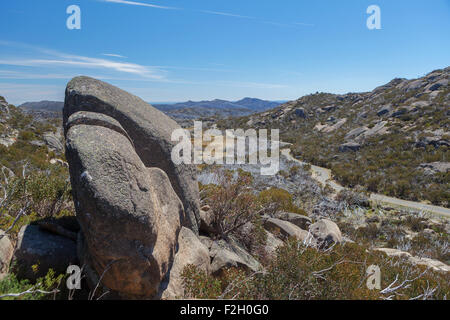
[0,0,449,104]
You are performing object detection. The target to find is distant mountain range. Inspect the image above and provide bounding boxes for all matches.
[19,98,283,120]
[20,100,64,112]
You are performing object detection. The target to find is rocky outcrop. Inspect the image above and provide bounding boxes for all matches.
[0,231,14,280]
[64,76,200,233]
[12,225,77,280]
[317,118,347,133]
[416,136,450,148]
[418,162,450,175]
[63,77,202,299]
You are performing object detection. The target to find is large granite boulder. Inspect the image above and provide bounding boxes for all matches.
[64,76,200,233]
[63,77,201,298]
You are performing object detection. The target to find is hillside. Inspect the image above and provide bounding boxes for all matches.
[219,67,450,207]
[154,98,281,120]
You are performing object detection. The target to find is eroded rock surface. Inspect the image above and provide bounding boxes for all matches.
[63,77,202,299]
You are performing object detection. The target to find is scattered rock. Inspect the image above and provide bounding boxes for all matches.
[404,79,426,91]
[364,121,388,138]
[294,108,307,118]
[377,105,392,117]
[374,248,450,273]
[418,162,450,175]
[199,209,217,235]
[426,79,448,92]
[263,217,309,241]
[308,219,342,248]
[321,118,347,133]
[345,127,368,140]
[209,239,260,276]
[264,231,284,257]
[416,136,450,148]
[50,158,69,167]
[43,131,64,153]
[322,105,337,112]
[339,141,361,152]
[410,101,430,108]
[273,212,312,230]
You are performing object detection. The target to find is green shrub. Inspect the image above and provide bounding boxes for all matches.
[258,187,306,215]
[0,269,65,300]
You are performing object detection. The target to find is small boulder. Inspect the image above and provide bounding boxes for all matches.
[199,209,217,235]
[308,219,342,248]
[43,132,64,153]
[322,105,337,112]
[209,239,260,276]
[0,231,14,280]
[418,162,450,175]
[158,227,210,299]
[294,108,307,118]
[273,212,312,230]
[263,217,309,241]
[12,224,78,280]
[264,231,284,257]
[345,127,368,140]
[339,142,361,152]
[426,79,448,92]
[374,248,449,273]
[377,105,392,117]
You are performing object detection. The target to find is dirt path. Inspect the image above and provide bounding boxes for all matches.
[281,148,450,218]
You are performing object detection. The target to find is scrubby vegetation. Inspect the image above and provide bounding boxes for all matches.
[182,240,449,300]
[0,268,65,300]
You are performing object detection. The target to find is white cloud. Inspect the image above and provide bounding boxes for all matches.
[0,50,165,79]
[293,22,314,27]
[199,10,255,19]
[101,53,127,58]
[100,0,178,10]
